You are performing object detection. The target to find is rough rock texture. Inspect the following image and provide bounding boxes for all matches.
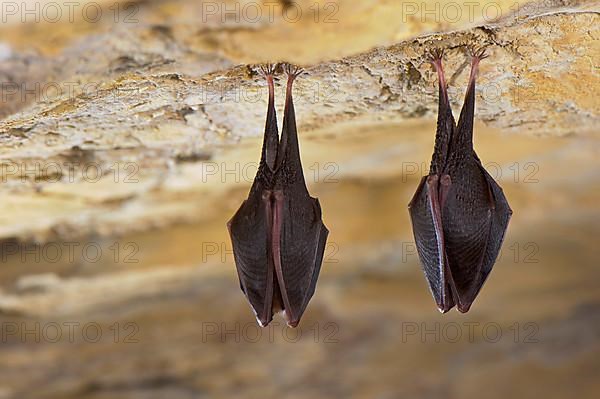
[0,1,599,399]
[0,6,598,242]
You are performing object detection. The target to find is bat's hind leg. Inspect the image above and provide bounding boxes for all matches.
[466,45,489,85]
[259,63,278,101]
[283,63,304,79]
[282,63,305,92]
[426,48,448,98]
[259,63,280,169]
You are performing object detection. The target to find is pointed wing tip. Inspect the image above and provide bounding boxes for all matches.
[254,311,273,328]
[244,292,274,328]
[256,314,300,328]
[284,308,301,328]
[257,309,300,328]
[282,307,301,328]
[437,304,472,314]
[436,302,454,314]
[457,303,473,313]
[256,318,271,328]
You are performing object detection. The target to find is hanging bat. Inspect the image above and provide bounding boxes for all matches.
[227,63,329,327]
[408,47,512,313]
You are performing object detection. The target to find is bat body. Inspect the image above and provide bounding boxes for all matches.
[408,48,512,313]
[228,64,329,327]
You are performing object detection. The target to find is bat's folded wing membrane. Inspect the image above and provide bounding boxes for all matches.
[277,194,329,326]
[409,176,454,311]
[228,194,273,326]
[442,161,504,312]
[477,163,512,290]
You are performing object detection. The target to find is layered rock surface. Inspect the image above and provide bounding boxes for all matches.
[0,1,598,398]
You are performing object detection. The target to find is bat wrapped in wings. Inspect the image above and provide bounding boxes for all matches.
[408,47,512,313]
[228,64,329,327]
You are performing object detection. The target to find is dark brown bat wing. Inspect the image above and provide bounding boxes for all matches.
[410,48,511,313]
[276,192,329,326]
[408,50,457,312]
[228,193,274,326]
[274,64,329,327]
[474,161,512,297]
[441,158,512,312]
[409,176,456,312]
[440,159,494,312]
[227,64,280,326]
[441,47,511,312]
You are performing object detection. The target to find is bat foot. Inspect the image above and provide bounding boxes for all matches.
[258,63,279,77]
[425,48,448,93]
[466,45,489,64]
[464,45,488,86]
[282,63,305,81]
[425,48,445,67]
